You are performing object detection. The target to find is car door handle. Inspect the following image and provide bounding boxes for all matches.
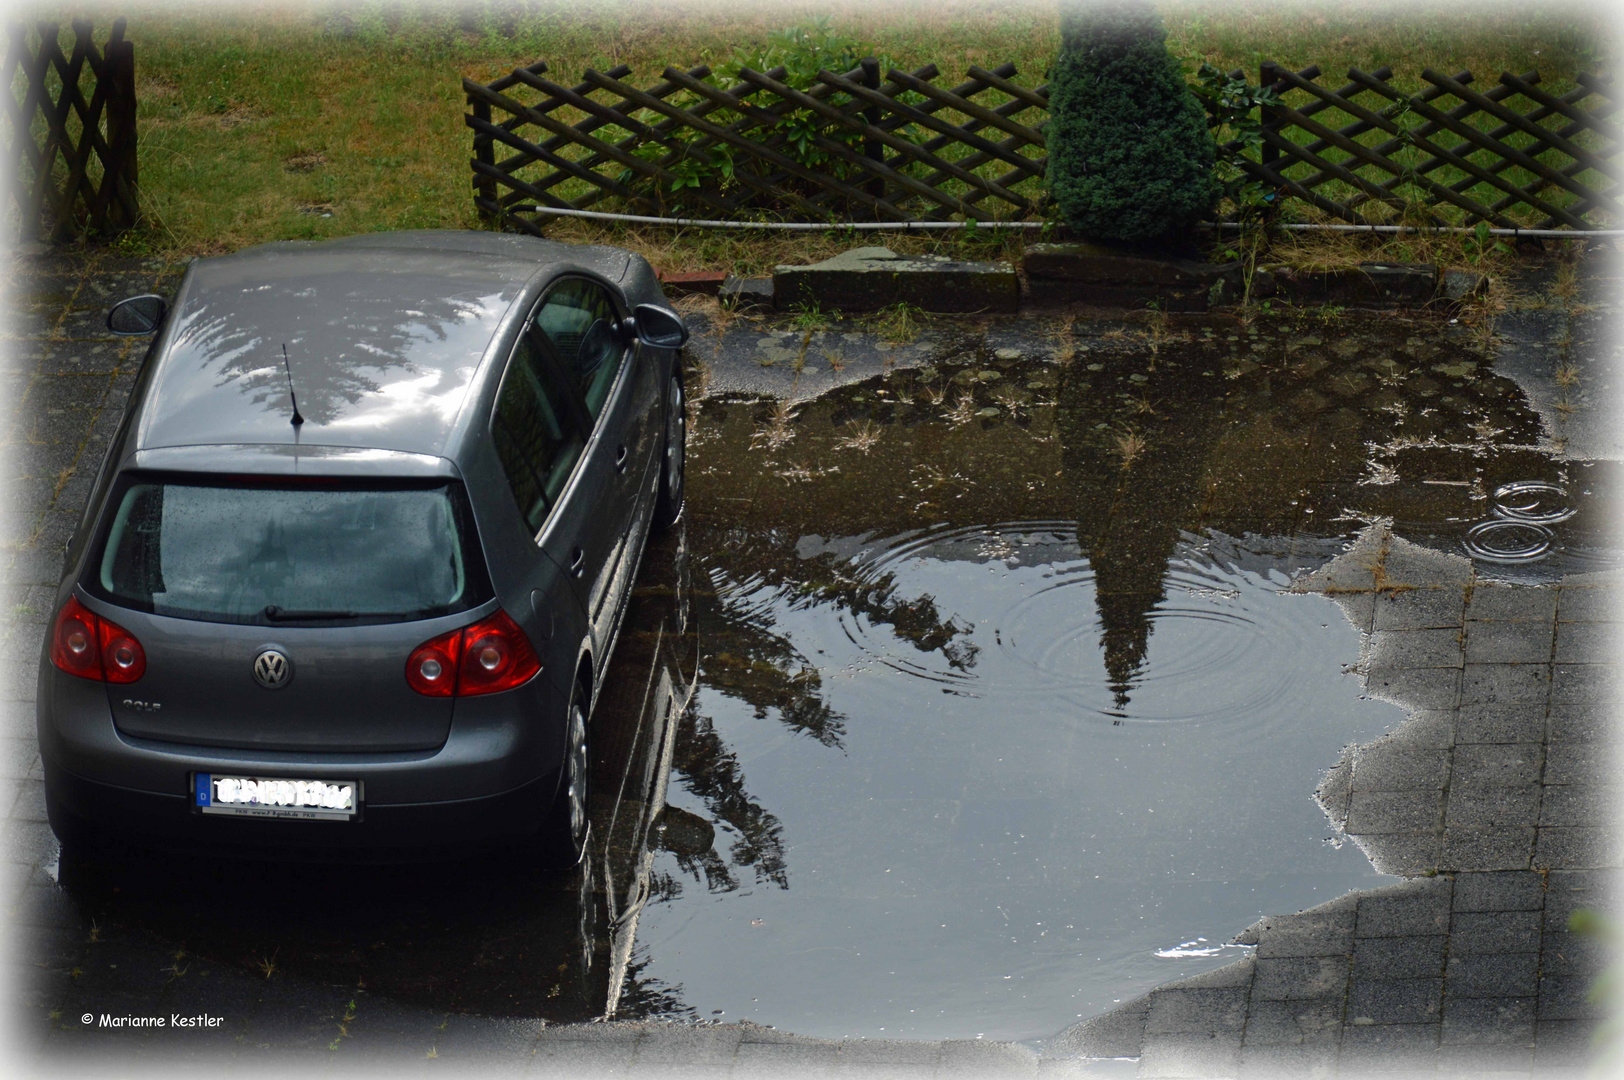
[614,443,628,473]
[569,546,585,578]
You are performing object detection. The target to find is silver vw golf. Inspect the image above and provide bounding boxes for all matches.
[37,230,688,864]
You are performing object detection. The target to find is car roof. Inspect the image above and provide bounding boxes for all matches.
[131,231,632,462]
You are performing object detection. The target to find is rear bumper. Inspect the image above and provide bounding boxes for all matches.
[46,760,558,862]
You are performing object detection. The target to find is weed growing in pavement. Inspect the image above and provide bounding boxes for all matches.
[942,392,978,427]
[835,419,883,453]
[991,384,1027,418]
[1113,426,1146,470]
[787,300,831,332]
[869,300,922,344]
[751,401,800,450]
[1555,362,1582,387]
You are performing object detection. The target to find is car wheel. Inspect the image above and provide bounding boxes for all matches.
[539,694,590,868]
[652,373,685,533]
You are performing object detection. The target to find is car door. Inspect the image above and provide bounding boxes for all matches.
[529,277,655,662]
[488,323,596,687]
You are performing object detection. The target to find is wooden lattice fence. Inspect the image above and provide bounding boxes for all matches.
[3,18,139,243]
[463,59,1050,230]
[1250,64,1619,229]
[468,58,1619,234]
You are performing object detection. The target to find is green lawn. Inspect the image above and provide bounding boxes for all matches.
[7,0,1615,268]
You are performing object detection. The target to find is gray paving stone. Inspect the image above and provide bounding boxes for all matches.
[1451,871,1545,913]
[1047,997,1147,1058]
[1538,784,1620,828]
[1235,1040,1340,1079]
[1352,936,1446,979]
[1135,1030,1241,1079]
[1252,957,1349,1001]
[1352,745,1450,791]
[1336,1022,1439,1069]
[1550,662,1624,704]
[1446,952,1540,997]
[1373,587,1466,630]
[1441,826,1536,871]
[1439,996,1536,1045]
[1459,663,1550,706]
[632,1025,745,1064]
[1532,1019,1599,1072]
[1546,704,1613,743]
[937,1038,1038,1076]
[1369,628,1464,670]
[1365,666,1461,709]
[1445,785,1541,829]
[1537,974,1606,1020]
[1555,586,1620,623]
[1434,1043,1536,1077]
[1240,998,1344,1045]
[1543,869,1619,924]
[1249,907,1356,959]
[1553,620,1621,663]
[1144,988,1249,1035]
[1539,931,1612,978]
[1358,832,1445,876]
[1454,704,1545,744]
[1465,585,1557,623]
[1382,541,1474,590]
[1347,978,1443,1025]
[1355,880,1452,937]
[1451,743,1544,787]
[1449,909,1543,955]
[1378,710,1456,750]
[1542,741,1608,785]
[1463,621,1553,665]
[1347,789,1444,833]
[1534,826,1616,869]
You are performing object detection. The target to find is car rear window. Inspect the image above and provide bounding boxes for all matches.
[87,478,490,625]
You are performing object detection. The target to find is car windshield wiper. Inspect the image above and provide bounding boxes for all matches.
[263,605,359,621]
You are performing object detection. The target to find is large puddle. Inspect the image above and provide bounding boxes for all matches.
[52,311,1617,1045]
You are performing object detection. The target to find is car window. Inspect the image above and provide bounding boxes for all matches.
[492,330,585,535]
[532,278,623,420]
[92,480,486,624]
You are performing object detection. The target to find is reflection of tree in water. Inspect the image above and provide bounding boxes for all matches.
[614,943,698,1020]
[1058,325,1551,711]
[170,275,496,425]
[697,554,981,750]
[671,700,790,890]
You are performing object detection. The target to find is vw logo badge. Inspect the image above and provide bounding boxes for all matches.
[253,649,293,690]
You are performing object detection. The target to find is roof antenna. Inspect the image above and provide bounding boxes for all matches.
[281,344,304,426]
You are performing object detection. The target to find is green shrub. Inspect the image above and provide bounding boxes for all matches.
[1046,1,1220,245]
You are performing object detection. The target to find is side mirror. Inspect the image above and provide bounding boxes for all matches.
[107,294,168,336]
[630,304,688,350]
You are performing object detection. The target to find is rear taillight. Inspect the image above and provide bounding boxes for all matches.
[405,627,462,697]
[405,609,539,698]
[50,597,146,683]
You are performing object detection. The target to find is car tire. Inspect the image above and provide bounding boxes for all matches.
[652,373,685,533]
[537,691,590,868]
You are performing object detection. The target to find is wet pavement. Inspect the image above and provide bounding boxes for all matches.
[1,243,1619,1077]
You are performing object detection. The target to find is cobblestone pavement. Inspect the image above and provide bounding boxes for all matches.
[1,245,1617,1078]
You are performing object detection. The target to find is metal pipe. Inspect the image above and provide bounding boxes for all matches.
[509,205,1045,230]
[1205,222,1622,239]
[510,204,1622,238]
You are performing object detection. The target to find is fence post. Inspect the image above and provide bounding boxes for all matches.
[1258,61,1284,221]
[860,57,884,212]
[471,96,496,224]
[104,17,138,232]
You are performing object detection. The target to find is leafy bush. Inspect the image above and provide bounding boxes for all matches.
[1045,1,1220,244]
[1186,62,1280,223]
[615,17,924,213]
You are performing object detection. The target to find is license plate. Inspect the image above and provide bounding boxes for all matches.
[194,773,359,821]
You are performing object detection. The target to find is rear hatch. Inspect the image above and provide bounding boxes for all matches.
[82,474,493,752]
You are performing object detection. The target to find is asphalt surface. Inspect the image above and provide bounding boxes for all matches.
[1,244,1618,1078]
